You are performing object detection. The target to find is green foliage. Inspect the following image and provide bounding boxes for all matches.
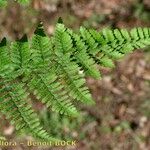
[0,22,150,141]
[0,0,30,7]
[17,0,30,4]
[40,108,95,140]
[0,0,7,7]
[133,1,150,22]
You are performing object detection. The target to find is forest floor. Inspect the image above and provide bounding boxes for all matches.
[0,0,150,150]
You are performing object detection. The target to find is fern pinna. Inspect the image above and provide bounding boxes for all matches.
[0,22,150,141]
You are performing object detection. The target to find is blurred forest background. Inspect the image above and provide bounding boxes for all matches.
[0,0,150,150]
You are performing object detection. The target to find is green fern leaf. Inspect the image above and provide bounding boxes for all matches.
[71,32,101,79]
[0,38,14,78]
[11,35,30,71]
[0,21,150,141]
[54,24,95,104]
[31,22,53,69]
[26,72,78,116]
[56,55,95,105]
[0,81,57,141]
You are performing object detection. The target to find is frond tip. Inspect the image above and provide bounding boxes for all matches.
[0,21,150,141]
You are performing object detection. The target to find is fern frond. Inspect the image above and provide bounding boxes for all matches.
[70,31,101,79]
[29,23,78,116]
[0,38,14,78]
[0,38,10,69]
[130,28,150,49]
[11,35,31,71]
[56,55,95,105]
[54,24,95,104]
[79,27,150,68]
[0,80,56,141]
[54,23,73,56]
[80,27,99,55]
[0,21,150,141]
[31,23,53,69]
[25,72,78,116]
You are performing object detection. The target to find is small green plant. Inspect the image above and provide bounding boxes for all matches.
[0,21,150,141]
